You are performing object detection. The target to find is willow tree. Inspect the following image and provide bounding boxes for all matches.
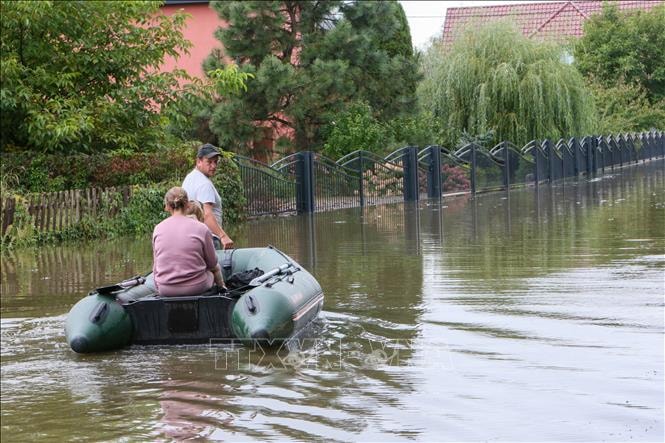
[418,21,596,148]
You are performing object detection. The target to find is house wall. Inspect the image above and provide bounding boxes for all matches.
[160,3,225,79]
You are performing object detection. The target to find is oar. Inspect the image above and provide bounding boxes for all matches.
[224,262,301,296]
[95,275,147,296]
[248,263,292,287]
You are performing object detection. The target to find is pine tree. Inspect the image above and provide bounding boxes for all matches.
[340,1,420,121]
[203,0,419,152]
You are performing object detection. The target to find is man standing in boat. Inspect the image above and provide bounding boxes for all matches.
[182,144,234,249]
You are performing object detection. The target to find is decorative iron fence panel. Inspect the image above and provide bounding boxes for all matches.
[558,139,576,178]
[312,153,360,212]
[234,155,297,216]
[520,140,546,184]
[547,140,565,181]
[490,142,534,187]
[339,150,405,207]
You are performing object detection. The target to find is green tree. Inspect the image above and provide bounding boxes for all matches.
[418,21,595,148]
[341,1,420,121]
[322,101,391,159]
[203,0,419,152]
[0,1,250,154]
[587,79,665,134]
[574,3,665,103]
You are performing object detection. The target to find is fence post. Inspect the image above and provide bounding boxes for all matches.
[466,144,477,194]
[502,142,510,190]
[1,197,16,236]
[627,136,636,164]
[296,151,315,213]
[584,138,593,175]
[544,139,554,183]
[532,142,540,187]
[596,137,604,173]
[590,136,597,174]
[642,133,650,160]
[403,146,419,201]
[358,151,365,207]
[426,145,442,199]
[571,138,580,176]
[592,137,598,174]
[617,137,624,168]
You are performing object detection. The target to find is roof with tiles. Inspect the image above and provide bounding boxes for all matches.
[441,0,663,46]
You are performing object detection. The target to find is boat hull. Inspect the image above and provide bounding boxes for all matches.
[65,246,323,353]
[65,294,133,353]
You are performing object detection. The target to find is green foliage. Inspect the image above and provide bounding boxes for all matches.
[455,129,496,149]
[113,185,172,238]
[0,195,35,249]
[0,170,245,250]
[418,21,596,148]
[0,143,198,193]
[322,102,441,160]
[0,148,247,249]
[573,4,665,134]
[322,102,391,159]
[341,1,421,121]
[574,3,665,103]
[386,112,442,148]
[587,79,665,134]
[203,0,420,152]
[0,1,251,154]
[0,1,186,153]
[167,64,255,141]
[1,183,173,250]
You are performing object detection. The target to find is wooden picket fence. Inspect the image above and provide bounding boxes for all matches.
[1,186,132,236]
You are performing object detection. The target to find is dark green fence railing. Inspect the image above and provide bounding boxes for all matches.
[235,130,664,216]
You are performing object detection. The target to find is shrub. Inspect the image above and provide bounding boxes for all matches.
[386,112,442,148]
[322,102,393,160]
[0,146,246,249]
[1,142,199,193]
[442,164,471,192]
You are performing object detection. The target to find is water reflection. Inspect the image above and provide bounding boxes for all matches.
[1,238,154,317]
[1,160,664,441]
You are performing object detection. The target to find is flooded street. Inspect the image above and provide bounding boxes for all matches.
[2,160,664,441]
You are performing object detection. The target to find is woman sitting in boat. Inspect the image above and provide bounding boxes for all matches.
[152,187,225,296]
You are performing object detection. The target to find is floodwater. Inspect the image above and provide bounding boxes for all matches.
[1,160,664,442]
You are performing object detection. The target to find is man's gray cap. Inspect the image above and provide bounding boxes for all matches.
[197,143,221,159]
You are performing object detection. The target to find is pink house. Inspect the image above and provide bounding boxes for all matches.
[160,0,223,79]
[160,0,292,160]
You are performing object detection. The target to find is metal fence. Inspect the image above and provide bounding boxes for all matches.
[233,155,297,216]
[236,130,664,216]
[5,131,660,237]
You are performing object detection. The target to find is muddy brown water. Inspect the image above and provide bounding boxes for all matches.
[1,160,664,441]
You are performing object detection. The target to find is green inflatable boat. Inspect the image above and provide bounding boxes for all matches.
[65,246,324,353]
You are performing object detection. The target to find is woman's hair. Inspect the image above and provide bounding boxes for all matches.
[185,200,204,222]
[164,187,189,211]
